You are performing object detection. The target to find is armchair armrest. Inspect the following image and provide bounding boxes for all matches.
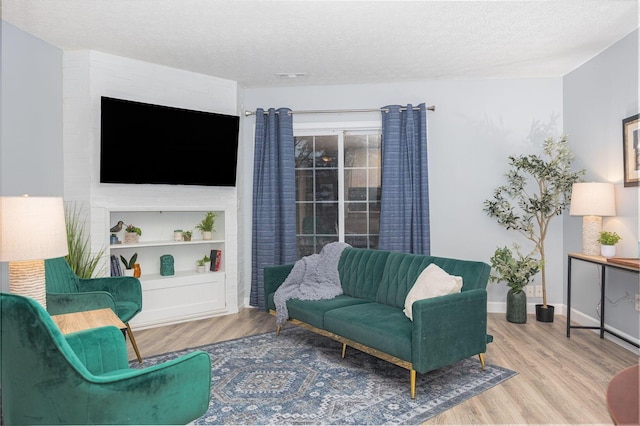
[65,326,129,375]
[263,264,294,312]
[84,351,212,424]
[46,291,117,315]
[411,289,488,373]
[79,276,142,306]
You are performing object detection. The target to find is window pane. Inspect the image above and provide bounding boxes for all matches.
[345,135,368,167]
[294,137,314,168]
[296,203,315,234]
[345,208,368,234]
[295,170,313,202]
[345,235,369,249]
[316,170,338,201]
[315,203,337,235]
[314,136,338,168]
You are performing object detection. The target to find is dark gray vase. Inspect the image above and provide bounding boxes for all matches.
[506,288,527,323]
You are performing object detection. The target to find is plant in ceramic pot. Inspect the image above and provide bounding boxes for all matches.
[120,253,138,276]
[183,230,193,242]
[196,255,211,272]
[124,224,142,244]
[195,211,216,240]
[598,231,621,258]
[484,135,584,322]
[489,245,542,324]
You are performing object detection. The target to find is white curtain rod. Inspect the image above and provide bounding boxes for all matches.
[244,105,436,117]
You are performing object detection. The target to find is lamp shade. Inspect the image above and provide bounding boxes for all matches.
[569,182,616,217]
[0,196,68,261]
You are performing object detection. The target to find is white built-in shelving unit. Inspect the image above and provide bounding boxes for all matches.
[106,209,234,329]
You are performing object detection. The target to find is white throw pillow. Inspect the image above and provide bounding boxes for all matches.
[403,263,463,321]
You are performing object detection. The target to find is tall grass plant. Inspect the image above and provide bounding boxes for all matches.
[65,202,105,278]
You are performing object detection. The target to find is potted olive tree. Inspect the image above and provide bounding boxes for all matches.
[484,135,584,322]
[489,245,542,323]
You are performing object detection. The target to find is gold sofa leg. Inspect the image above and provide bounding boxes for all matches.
[276,325,282,336]
[478,353,486,370]
[410,369,417,399]
[126,323,142,363]
[341,343,347,359]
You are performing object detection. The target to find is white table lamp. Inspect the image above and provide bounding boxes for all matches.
[569,182,616,256]
[0,195,68,308]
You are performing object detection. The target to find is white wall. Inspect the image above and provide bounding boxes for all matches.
[62,50,242,310]
[563,29,639,344]
[241,77,564,310]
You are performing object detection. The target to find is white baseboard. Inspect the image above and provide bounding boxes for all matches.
[568,308,640,353]
[487,301,565,315]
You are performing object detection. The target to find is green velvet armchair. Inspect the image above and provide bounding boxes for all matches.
[45,257,143,362]
[0,293,211,425]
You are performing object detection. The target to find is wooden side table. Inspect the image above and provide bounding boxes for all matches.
[52,308,126,335]
[607,364,639,425]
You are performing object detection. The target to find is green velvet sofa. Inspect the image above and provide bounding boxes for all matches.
[264,247,492,398]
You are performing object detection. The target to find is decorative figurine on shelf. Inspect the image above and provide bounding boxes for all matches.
[110,220,125,233]
[160,254,174,276]
[110,234,119,244]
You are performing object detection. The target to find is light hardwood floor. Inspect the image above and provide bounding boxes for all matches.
[127,310,639,424]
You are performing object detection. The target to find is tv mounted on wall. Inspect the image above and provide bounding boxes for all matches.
[100,97,239,187]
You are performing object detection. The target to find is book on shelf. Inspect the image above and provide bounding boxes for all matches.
[210,249,222,271]
[110,255,123,276]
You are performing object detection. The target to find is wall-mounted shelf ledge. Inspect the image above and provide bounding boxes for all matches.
[110,239,224,249]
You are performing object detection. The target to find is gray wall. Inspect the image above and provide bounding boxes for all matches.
[563,29,639,343]
[1,21,63,197]
[0,21,63,291]
[242,77,565,311]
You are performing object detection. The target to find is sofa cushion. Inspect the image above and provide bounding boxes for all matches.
[338,248,390,301]
[286,296,370,329]
[403,263,463,320]
[324,303,413,362]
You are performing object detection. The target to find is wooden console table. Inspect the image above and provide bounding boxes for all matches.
[567,253,639,348]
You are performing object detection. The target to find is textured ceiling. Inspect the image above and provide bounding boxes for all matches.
[2,0,639,87]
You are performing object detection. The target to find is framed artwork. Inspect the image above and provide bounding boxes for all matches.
[623,113,640,187]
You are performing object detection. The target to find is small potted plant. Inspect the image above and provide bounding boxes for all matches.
[196,257,206,273]
[598,231,621,258]
[120,253,138,276]
[203,254,211,270]
[124,224,142,244]
[183,230,193,242]
[489,245,542,324]
[195,211,216,240]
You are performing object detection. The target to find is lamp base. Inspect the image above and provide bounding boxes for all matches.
[9,259,47,309]
[582,216,602,256]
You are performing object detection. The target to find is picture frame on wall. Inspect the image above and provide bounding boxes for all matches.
[622,113,640,187]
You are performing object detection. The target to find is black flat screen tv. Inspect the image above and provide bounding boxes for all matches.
[100,96,239,186]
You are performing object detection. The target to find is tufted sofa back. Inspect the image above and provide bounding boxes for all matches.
[337,248,491,309]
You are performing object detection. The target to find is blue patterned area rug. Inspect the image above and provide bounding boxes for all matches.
[135,326,516,425]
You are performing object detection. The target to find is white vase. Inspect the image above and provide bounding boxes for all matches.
[196,265,206,273]
[173,231,183,241]
[202,231,212,240]
[600,244,616,258]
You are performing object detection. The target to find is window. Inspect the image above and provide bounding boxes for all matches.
[294,127,381,258]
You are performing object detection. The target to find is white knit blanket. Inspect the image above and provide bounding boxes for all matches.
[274,242,350,326]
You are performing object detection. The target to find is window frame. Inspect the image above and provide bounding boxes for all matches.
[293,121,381,255]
